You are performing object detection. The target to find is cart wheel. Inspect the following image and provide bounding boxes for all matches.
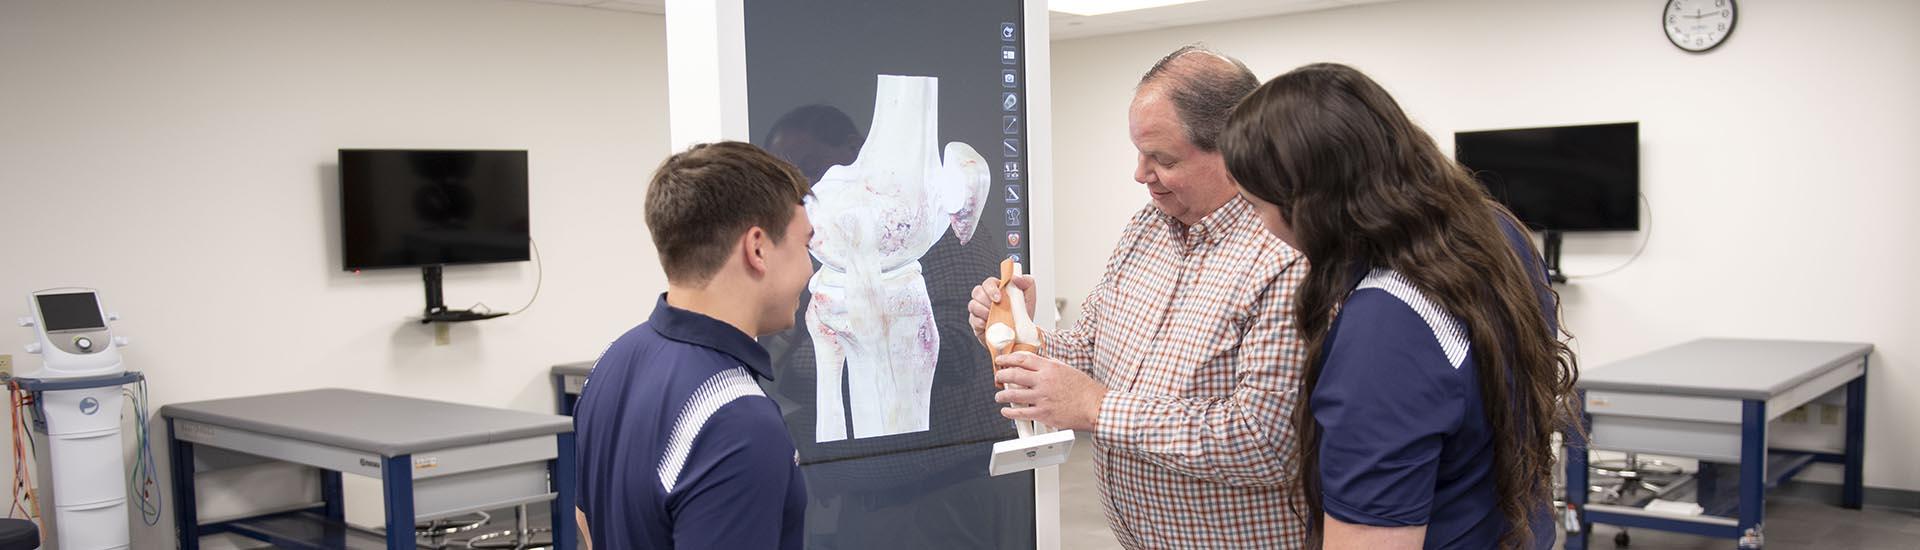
[1614,530,1630,547]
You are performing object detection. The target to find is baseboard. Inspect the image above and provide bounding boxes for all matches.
[1775,481,1920,511]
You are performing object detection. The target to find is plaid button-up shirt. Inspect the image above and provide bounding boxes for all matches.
[1048,196,1309,549]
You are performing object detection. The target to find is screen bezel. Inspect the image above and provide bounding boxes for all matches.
[36,292,106,333]
[1455,122,1640,232]
[739,0,1040,544]
[337,148,533,271]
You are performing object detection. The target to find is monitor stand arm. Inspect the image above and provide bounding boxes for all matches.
[1542,230,1569,284]
[419,265,507,324]
[423,265,447,316]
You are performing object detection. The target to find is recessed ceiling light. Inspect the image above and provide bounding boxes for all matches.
[1050,0,1207,17]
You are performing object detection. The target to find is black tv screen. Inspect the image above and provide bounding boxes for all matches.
[1456,122,1639,232]
[339,149,530,270]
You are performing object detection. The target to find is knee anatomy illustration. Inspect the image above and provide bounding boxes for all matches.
[807,74,991,443]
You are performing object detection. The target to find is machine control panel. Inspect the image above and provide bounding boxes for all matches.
[19,288,126,377]
[33,291,112,355]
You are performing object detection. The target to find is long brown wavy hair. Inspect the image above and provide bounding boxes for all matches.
[1219,63,1580,548]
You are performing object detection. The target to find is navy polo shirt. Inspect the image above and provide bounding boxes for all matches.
[1312,218,1555,549]
[574,295,805,550]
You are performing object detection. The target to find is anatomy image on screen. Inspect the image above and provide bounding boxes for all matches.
[807,74,992,442]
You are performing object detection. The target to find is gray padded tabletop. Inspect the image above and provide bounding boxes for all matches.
[551,360,593,378]
[1578,338,1872,400]
[160,388,572,457]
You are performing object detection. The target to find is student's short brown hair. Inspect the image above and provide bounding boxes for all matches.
[644,141,811,285]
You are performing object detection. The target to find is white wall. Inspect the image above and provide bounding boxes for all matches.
[0,0,669,546]
[1052,0,1920,492]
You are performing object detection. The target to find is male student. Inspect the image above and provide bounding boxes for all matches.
[573,141,814,549]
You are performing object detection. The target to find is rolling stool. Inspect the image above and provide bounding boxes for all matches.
[416,511,492,549]
[1589,452,1687,547]
[464,505,551,550]
[0,519,39,550]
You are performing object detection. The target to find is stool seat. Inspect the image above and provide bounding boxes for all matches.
[0,518,40,550]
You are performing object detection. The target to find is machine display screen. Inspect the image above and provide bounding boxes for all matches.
[37,293,104,332]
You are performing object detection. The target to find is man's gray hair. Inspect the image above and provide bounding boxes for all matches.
[1138,45,1259,152]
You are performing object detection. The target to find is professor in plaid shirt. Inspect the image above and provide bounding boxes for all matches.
[970,46,1308,549]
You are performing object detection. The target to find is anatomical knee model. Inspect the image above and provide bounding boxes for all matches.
[808,74,991,443]
[983,258,1047,437]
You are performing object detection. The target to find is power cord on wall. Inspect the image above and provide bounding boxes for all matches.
[466,237,544,317]
[1564,193,1652,280]
[509,237,544,315]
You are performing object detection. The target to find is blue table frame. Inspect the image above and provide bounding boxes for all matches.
[162,390,578,550]
[1564,339,1870,550]
[552,361,593,416]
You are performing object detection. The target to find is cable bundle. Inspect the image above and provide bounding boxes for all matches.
[7,382,40,530]
[121,379,162,526]
[4,377,163,536]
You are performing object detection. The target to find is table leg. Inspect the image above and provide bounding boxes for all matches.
[1843,365,1867,510]
[321,468,346,547]
[553,432,579,549]
[382,454,414,549]
[168,419,200,550]
[1738,400,1766,550]
[1565,393,1591,550]
[1698,461,1719,509]
[322,469,344,522]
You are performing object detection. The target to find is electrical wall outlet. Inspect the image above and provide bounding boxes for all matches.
[1782,406,1808,423]
[1820,404,1842,425]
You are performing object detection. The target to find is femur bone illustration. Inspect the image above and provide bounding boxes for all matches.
[807,74,991,443]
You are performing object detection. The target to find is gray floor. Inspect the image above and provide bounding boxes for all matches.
[1058,434,1920,550]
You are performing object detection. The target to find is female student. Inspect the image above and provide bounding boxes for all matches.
[1218,63,1579,549]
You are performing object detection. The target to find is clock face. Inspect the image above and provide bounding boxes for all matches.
[1665,0,1736,52]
